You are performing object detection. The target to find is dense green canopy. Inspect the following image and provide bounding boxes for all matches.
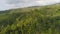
[0,4,60,34]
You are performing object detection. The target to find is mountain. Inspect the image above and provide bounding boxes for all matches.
[0,4,60,34]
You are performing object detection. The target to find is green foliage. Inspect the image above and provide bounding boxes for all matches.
[0,4,60,34]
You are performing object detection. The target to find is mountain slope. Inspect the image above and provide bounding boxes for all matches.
[0,4,60,34]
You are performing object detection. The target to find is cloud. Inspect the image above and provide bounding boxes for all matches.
[0,0,60,10]
[35,0,60,5]
[6,0,60,6]
[5,0,39,7]
[6,0,37,4]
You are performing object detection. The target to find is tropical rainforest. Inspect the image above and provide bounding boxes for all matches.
[0,4,60,34]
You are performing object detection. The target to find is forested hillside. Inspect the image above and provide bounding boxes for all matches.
[0,4,60,34]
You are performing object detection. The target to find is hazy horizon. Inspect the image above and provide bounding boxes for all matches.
[0,0,60,10]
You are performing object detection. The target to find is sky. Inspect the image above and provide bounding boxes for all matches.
[0,0,60,10]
